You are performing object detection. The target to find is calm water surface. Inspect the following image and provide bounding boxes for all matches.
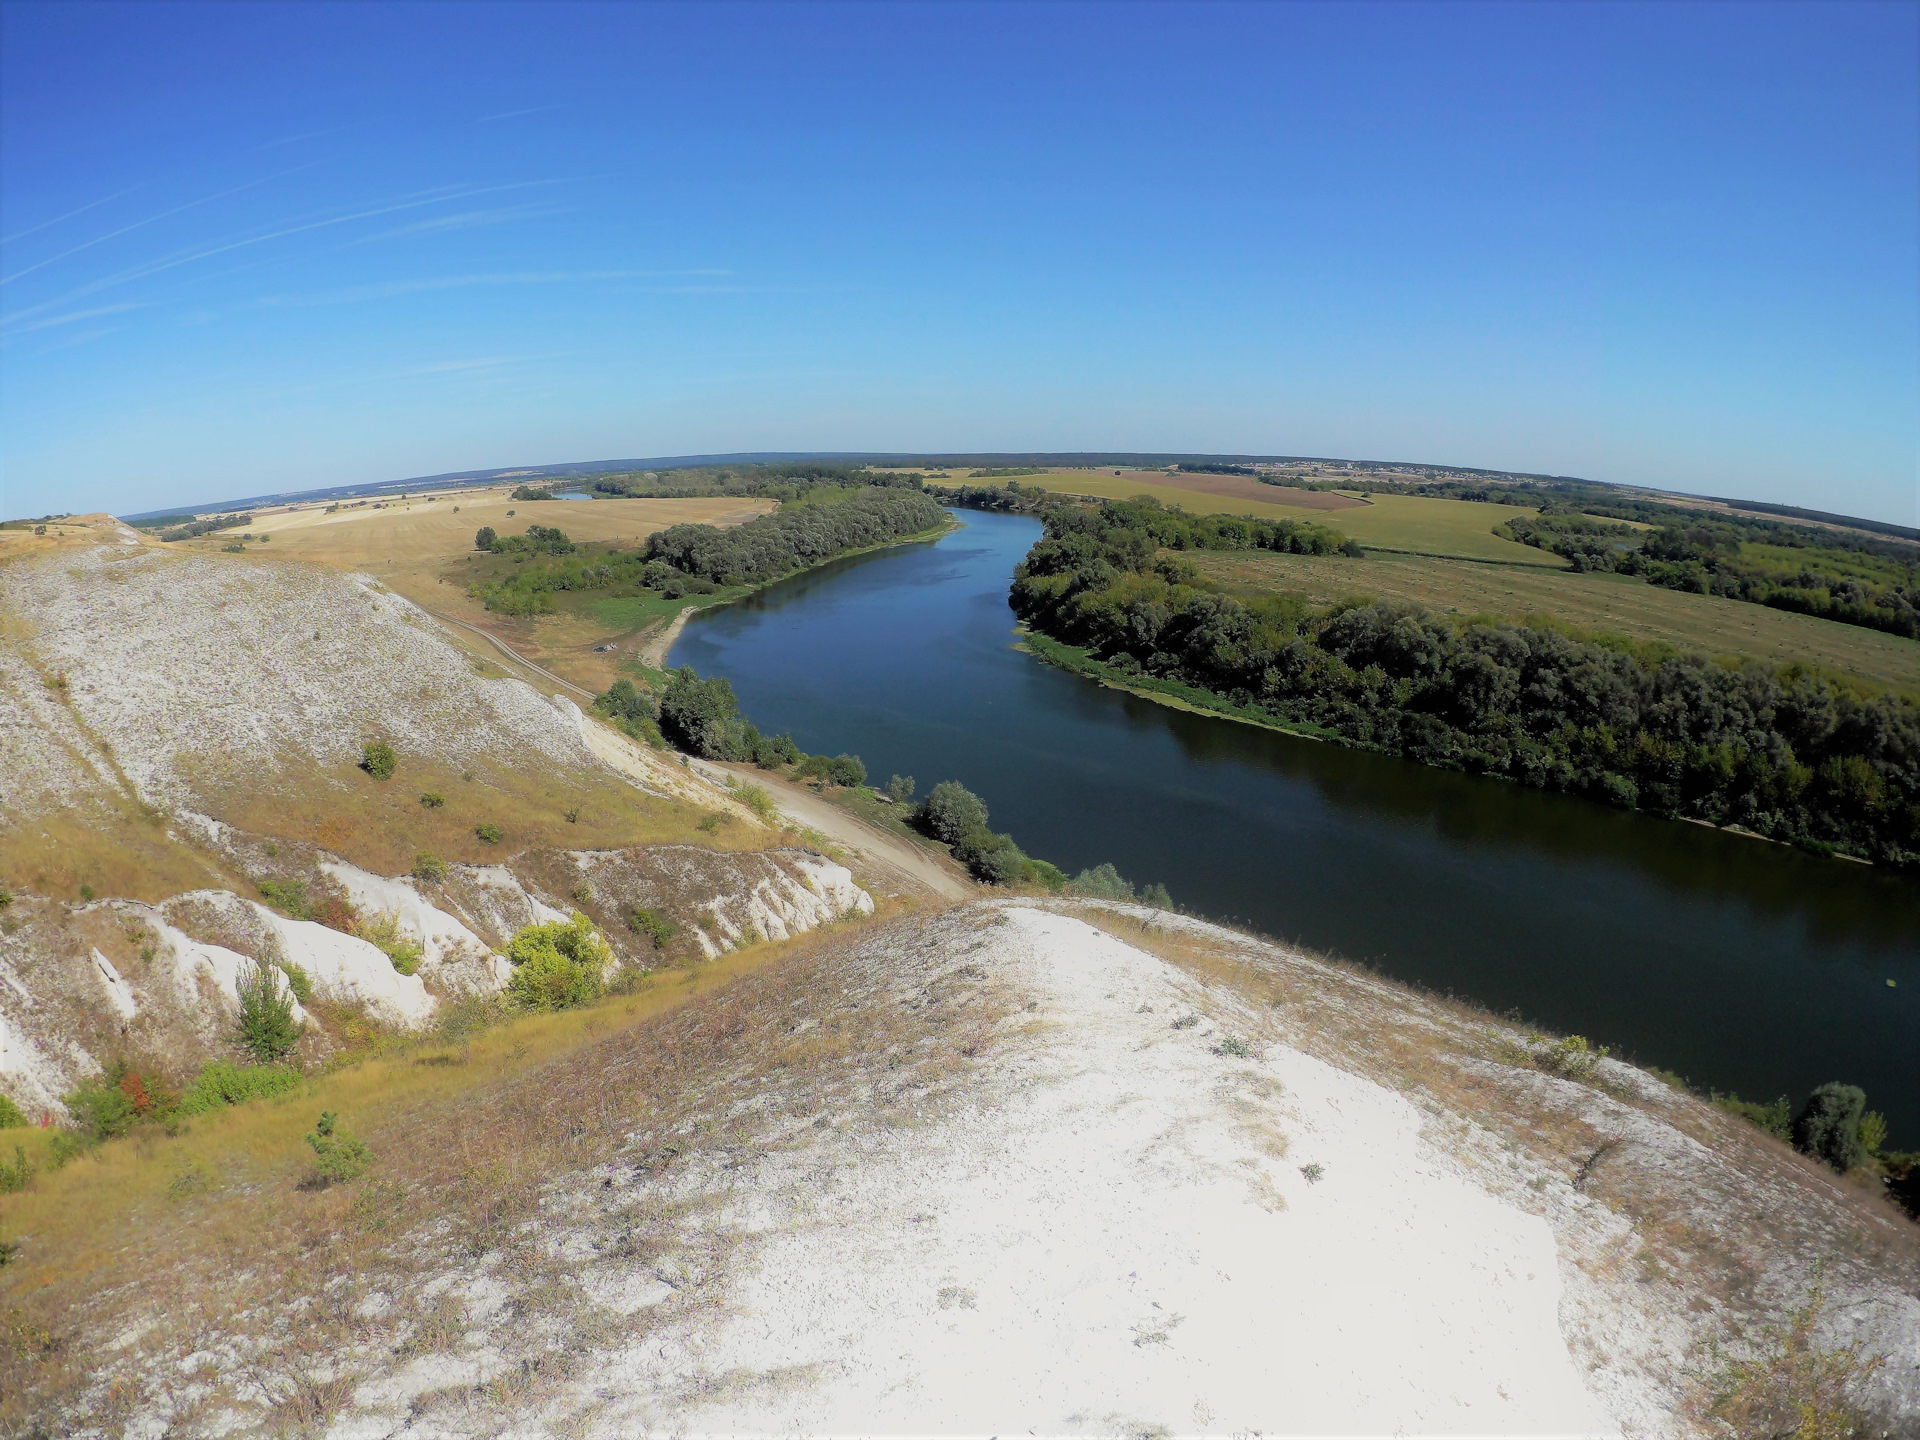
[674,511,1920,1142]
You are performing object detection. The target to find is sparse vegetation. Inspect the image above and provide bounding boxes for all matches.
[357,913,424,975]
[1704,1281,1884,1439]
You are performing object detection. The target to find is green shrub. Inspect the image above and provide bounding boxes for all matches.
[418,791,445,808]
[1860,1110,1889,1156]
[411,852,448,882]
[595,679,667,748]
[474,526,497,551]
[1714,1092,1792,1141]
[504,912,611,1011]
[474,822,503,845]
[305,1111,371,1185]
[0,884,12,909]
[361,740,397,780]
[626,907,678,949]
[955,829,1027,885]
[1533,1034,1607,1082]
[0,1146,33,1193]
[63,1075,137,1143]
[885,774,915,804]
[1793,1084,1869,1173]
[1139,882,1173,908]
[0,1094,26,1129]
[736,784,776,822]
[235,959,303,1063]
[257,878,312,919]
[177,1061,302,1116]
[826,753,866,787]
[1070,863,1134,901]
[279,961,314,1005]
[916,781,989,846]
[658,667,748,758]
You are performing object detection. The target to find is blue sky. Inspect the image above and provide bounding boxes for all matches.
[1,1,1915,524]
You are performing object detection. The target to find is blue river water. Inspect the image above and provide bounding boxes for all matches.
[673,509,1920,1142]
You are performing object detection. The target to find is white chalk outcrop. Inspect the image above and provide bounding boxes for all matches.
[527,906,1632,1436]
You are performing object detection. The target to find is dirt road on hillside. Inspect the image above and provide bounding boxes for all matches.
[691,759,973,901]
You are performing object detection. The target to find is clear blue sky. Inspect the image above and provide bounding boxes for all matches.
[2,1,1915,523]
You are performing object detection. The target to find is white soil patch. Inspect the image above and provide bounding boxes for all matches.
[565,907,1628,1436]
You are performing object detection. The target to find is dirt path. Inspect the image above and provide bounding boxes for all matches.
[690,759,973,901]
[417,602,598,703]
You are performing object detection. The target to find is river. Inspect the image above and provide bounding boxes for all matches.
[672,509,1920,1143]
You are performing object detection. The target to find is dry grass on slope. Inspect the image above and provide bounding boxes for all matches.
[0,540,770,900]
[0,903,984,1438]
[1063,901,1920,1435]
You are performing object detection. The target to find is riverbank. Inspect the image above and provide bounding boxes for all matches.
[665,508,1920,1145]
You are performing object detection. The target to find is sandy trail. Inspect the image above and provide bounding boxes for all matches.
[691,758,973,901]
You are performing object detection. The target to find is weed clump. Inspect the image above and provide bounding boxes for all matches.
[0,1146,33,1194]
[627,907,678,950]
[358,912,424,975]
[257,878,312,919]
[1705,1281,1883,1438]
[361,740,397,780]
[0,1095,26,1130]
[504,912,612,1011]
[410,852,447,883]
[304,1111,371,1185]
[474,822,503,845]
[418,791,445,809]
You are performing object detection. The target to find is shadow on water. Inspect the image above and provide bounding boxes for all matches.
[673,510,1920,1143]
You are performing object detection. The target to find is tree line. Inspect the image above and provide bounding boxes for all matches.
[469,489,948,616]
[1496,505,1920,640]
[1011,500,1920,868]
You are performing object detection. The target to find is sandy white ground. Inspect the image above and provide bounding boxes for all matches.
[543,907,1625,1437]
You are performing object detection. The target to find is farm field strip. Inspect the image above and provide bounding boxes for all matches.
[962,470,1557,565]
[1189,548,1920,696]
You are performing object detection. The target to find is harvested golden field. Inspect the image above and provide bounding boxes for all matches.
[179,487,770,581]
[1191,548,1920,695]
[168,487,775,694]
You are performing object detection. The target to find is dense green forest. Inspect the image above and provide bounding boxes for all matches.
[1011,499,1920,868]
[586,461,927,503]
[469,488,948,616]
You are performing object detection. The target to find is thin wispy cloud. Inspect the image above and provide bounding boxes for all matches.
[30,324,126,357]
[248,122,367,153]
[255,269,732,307]
[0,301,147,341]
[0,166,313,287]
[477,106,565,123]
[1,176,591,327]
[351,203,559,245]
[0,182,152,247]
